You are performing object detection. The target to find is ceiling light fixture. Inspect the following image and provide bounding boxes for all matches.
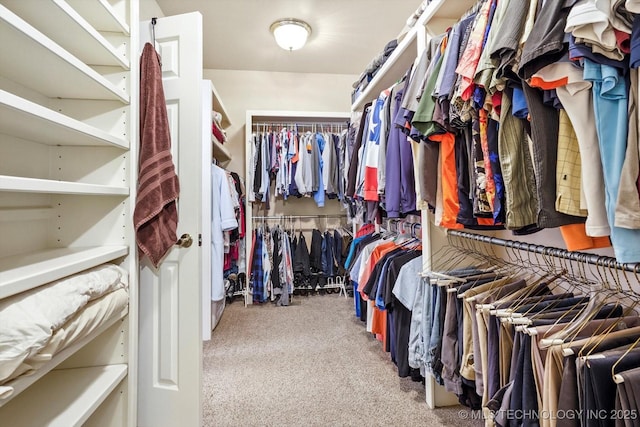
[270,18,311,51]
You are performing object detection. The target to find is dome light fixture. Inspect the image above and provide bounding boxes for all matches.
[270,18,311,51]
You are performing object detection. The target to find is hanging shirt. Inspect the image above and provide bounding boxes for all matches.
[211,164,238,301]
[294,132,314,196]
[313,132,326,207]
[363,90,390,201]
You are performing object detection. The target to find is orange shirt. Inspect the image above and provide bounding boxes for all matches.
[370,303,387,347]
[431,132,464,230]
[560,223,610,251]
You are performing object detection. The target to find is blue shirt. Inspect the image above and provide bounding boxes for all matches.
[313,132,326,207]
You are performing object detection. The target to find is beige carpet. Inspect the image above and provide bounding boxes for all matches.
[203,293,483,427]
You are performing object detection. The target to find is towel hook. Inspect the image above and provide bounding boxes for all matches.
[150,17,162,67]
[151,17,157,46]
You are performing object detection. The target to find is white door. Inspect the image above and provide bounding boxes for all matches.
[138,12,204,427]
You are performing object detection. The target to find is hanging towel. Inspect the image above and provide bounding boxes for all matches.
[134,42,180,267]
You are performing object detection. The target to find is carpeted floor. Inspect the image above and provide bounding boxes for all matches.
[203,293,483,427]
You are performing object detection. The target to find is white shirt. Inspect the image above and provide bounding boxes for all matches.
[211,164,238,301]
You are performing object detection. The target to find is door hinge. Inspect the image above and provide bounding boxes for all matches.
[198,233,202,246]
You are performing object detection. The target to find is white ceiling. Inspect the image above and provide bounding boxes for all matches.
[154,0,421,75]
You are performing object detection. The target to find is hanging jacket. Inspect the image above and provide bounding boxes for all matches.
[322,231,335,277]
[293,232,311,276]
[271,228,282,289]
[333,229,345,274]
[309,229,324,272]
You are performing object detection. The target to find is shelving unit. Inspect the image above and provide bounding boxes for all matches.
[65,0,130,34]
[349,0,477,410]
[201,79,233,338]
[211,81,231,129]
[0,365,128,427]
[0,308,128,408]
[0,0,137,425]
[0,246,128,299]
[1,0,129,69]
[0,90,129,149]
[212,134,232,165]
[0,5,128,103]
[0,176,129,195]
[351,0,477,112]
[205,80,232,166]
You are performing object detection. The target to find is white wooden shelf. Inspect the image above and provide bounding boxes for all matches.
[0,364,128,426]
[0,176,129,196]
[0,4,129,103]
[0,307,128,408]
[351,30,417,112]
[0,246,129,299]
[65,0,130,34]
[0,89,129,149]
[1,0,129,69]
[212,134,231,165]
[211,82,231,129]
[421,0,478,36]
[351,0,477,112]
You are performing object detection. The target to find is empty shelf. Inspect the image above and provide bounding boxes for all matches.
[1,0,129,69]
[0,364,128,427]
[0,90,129,149]
[0,4,129,103]
[0,308,128,408]
[211,82,232,129]
[0,176,129,196]
[65,0,129,34]
[0,246,128,299]
[212,134,232,165]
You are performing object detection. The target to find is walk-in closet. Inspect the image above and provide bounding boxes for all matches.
[3,0,640,426]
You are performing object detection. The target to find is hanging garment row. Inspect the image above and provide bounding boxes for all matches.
[402,230,640,427]
[248,221,353,305]
[247,125,349,209]
[212,165,246,303]
[347,0,640,262]
[344,221,424,381]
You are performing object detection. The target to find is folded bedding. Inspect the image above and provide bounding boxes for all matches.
[0,287,129,399]
[0,264,128,386]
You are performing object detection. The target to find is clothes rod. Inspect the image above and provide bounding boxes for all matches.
[447,230,640,273]
[253,122,348,127]
[253,214,346,220]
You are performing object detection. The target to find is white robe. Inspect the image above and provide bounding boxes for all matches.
[211,164,238,301]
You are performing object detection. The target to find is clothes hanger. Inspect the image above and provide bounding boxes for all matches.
[561,260,640,354]
[575,294,640,358]
[467,245,529,304]
[539,285,620,347]
[428,244,477,279]
[503,247,587,330]
[505,271,571,319]
[611,335,640,384]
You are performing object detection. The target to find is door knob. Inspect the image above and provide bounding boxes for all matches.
[176,233,193,248]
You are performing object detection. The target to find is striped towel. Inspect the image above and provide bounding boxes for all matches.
[134,43,180,267]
